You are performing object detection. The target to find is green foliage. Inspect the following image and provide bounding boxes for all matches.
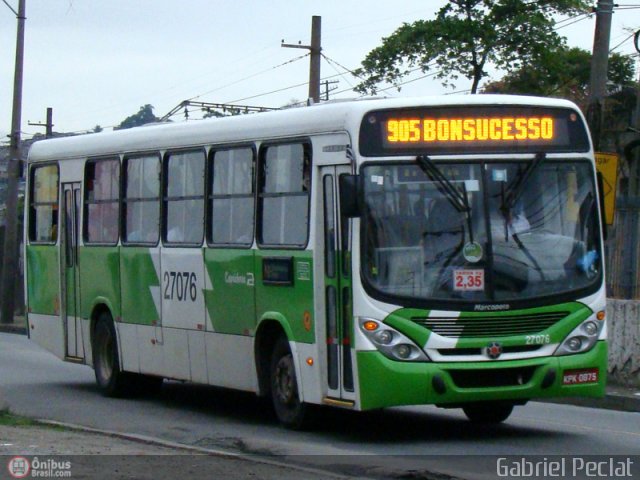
[0,409,37,427]
[355,0,590,95]
[484,47,636,103]
[115,104,159,130]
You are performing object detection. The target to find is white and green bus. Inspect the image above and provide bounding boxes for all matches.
[25,95,607,428]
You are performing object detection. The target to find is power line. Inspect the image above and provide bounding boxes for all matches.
[321,53,363,79]
[188,53,309,101]
[610,31,636,52]
[321,54,356,90]
[226,80,310,104]
[554,12,593,30]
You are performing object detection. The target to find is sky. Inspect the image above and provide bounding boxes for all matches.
[1,1,640,141]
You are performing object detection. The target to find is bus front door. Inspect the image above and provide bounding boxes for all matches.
[320,166,355,403]
[61,182,84,360]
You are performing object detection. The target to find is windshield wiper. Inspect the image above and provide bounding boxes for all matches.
[417,155,474,242]
[417,155,469,213]
[500,152,545,216]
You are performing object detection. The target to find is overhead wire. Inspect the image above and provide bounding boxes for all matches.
[609,31,637,52]
[554,12,593,30]
[187,53,310,101]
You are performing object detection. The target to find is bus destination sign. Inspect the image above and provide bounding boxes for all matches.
[386,116,554,144]
[359,106,590,156]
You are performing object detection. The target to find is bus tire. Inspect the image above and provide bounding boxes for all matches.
[462,402,514,424]
[270,336,309,430]
[93,312,133,397]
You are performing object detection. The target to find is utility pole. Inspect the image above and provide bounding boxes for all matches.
[282,15,322,103]
[28,107,54,138]
[322,79,339,101]
[587,0,614,151]
[1,0,26,325]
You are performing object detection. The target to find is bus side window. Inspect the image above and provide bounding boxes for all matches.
[123,154,160,245]
[163,149,205,245]
[29,164,59,244]
[209,147,255,246]
[258,142,311,247]
[84,158,120,245]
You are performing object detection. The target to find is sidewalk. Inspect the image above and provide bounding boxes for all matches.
[1,316,638,413]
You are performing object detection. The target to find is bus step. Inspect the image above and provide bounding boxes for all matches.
[322,397,355,408]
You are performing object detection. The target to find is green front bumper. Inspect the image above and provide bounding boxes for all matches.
[357,341,607,410]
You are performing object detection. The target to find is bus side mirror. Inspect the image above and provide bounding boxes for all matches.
[339,174,361,218]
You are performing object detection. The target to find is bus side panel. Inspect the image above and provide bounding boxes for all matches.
[120,248,161,326]
[119,247,161,374]
[79,246,121,328]
[26,245,65,358]
[201,249,257,391]
[205,332,257,391]
[26,245,60,315]
[203,248,256,335]
[254,250,315,344]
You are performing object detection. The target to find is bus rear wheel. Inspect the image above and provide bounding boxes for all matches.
[93,313,133,397]
[270,337,309,429]
[462,402,514,423]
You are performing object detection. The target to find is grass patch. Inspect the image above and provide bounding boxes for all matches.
[0,408,39,427]
[0,408,67,431]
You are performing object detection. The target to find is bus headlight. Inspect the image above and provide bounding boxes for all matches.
[555,316,604,356]
[359,318,429,362]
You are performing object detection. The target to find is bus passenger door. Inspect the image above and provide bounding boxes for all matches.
[61,182,84,360]
[320,166,355,402]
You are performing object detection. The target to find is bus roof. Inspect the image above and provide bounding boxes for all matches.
[27,95,582,163]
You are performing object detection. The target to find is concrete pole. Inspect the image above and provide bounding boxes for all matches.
[282,15,322,104]
[587,0,614,151]
[308,16,321,104]
[1,0,26,325]
[46,107,53,138]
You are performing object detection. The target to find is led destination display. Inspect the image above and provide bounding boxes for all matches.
[359,106,590,156]
[386,117,554,143]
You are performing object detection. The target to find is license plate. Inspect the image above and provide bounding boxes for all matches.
[562,368,599,385]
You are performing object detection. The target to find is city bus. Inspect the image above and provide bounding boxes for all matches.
[25,95,607,428]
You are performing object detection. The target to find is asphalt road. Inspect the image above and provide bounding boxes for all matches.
[1,333,638,479]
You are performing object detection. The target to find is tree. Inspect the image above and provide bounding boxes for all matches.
[483,46,635,104]
[355,0,589,95]
[115,104,159,130]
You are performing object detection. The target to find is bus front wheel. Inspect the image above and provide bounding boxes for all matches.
[462,402,514,423]
[270,336,309,429]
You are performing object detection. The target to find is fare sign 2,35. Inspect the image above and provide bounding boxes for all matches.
[453,269,485,292]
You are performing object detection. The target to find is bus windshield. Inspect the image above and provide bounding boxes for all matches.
[361,159,602,305]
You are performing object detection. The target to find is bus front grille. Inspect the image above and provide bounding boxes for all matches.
[413,311,569,338]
